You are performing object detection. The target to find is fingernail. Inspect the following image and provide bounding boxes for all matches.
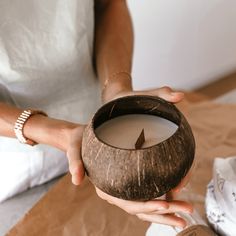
[72,176,79,185]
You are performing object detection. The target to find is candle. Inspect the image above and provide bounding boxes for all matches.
[95,114,178,149]
[82,95,195,200]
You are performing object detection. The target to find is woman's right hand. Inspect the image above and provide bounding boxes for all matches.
[20,111,87,185]
[65,125,86,185]
[96,169,193,228]
[0,101,87,186]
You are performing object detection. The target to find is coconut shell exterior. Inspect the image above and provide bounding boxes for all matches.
[82,95,195,201]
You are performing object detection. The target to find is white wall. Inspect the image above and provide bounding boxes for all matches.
[128,0,236,90]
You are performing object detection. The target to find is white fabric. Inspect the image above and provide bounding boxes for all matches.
[146,157,236,236]
[206,157,236,236]
[146,210,207,236]
[0,0,101,202]
[146,222,181,236]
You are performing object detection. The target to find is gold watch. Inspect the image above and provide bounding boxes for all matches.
[14,109,48,146]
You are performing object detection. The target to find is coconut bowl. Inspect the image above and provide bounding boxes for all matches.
[82,95,195,200]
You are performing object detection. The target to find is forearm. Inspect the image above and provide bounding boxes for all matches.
[0,102,77,151]
[94,0,134,100]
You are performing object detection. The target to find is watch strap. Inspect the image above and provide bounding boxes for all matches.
[14,109,47,146]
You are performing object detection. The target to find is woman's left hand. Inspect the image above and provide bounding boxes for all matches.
[104,86,184,104]
[65,125,86,185]
[98,84,193,228]
[95,179,193,228]
[95,166,193,227]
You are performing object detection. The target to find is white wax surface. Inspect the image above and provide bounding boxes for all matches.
[95,114,178,149]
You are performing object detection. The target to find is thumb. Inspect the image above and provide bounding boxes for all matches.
[67,146,85,185]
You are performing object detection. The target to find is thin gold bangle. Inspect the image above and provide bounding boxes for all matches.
[102,71,132,92]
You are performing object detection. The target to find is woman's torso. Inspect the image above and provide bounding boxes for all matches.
[0,0,101,201]
[0,0,100,122]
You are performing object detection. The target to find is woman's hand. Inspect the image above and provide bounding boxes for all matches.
[95,169,193,228]
[22,113,87,186]
[95,176,193,228]
[118,86,184,103]
[99,84,194,227]
[104,85,184,105]
[65,125,86,185]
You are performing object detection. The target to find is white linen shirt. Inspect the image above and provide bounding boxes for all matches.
[0,0,101,202]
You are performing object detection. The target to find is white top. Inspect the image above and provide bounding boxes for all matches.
[0,0,101,201]
[206,157,236,236]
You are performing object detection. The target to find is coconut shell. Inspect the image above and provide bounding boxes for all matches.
[82,95,195,200]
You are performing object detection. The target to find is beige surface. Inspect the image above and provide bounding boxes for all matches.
[181,101,236,218]
[195,72,236,99]
[7,97,236,236]
[7,176,150,236]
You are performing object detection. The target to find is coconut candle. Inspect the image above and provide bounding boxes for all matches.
[82,95,195,200]
[95,114,178,149]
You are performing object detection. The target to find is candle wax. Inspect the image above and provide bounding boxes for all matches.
[95,114,178,149]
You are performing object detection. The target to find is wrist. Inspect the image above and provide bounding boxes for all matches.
[14,110,48,146]
[24,114,79,151]
[102,72,133,102]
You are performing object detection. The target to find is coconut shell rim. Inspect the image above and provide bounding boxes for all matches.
[82,95,195,200]
[92,95,182,151]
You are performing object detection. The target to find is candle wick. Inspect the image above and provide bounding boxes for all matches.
[135,128,145,149]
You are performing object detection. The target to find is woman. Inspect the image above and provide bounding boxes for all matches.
[0,0,192,228]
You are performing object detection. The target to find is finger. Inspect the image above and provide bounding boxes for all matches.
[67,146,85,185]
[150,86,184,103]
[118,199,169,215]
[137,213,187,228]
[157,200,193,215]
[95,188,169,215]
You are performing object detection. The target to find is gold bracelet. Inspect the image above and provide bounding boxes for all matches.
[102,71,132,92]
[14,109,48,146]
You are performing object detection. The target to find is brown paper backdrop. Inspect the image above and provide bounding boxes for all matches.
[7,99,236,236]
[180,101,236,217]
